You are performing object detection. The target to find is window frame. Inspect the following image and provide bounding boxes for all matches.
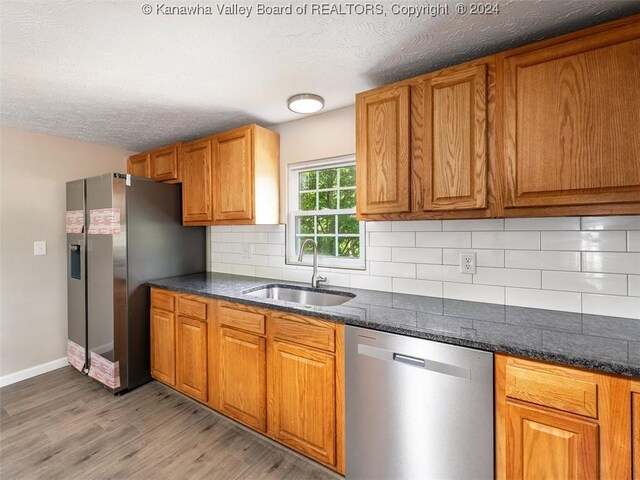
[286,155,365,270]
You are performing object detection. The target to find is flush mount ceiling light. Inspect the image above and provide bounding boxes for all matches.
[287,93,325,114]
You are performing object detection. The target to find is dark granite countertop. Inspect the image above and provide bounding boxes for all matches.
[148,272,640,378]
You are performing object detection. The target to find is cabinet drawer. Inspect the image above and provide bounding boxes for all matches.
[272,316,335,353]
[219,304,265,335]
[177,296,208,321]
[505,360,598,418]
[151,289,175,312]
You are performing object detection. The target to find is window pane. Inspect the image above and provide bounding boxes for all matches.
[296,216,315,235]
[296,236,314,254]
[299,171,316,191]
[316,215,336,234]
[338,237,360,257]
[339,189,356,209]
[338,214,358,234]
[317,237,335,256]
[339,166,356,187]
[299,192,317,211]
[318,191,337,210]
[318,168,338,189]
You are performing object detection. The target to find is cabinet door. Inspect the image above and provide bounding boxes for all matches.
[150,307,175,386]
[504,26,640,208]
[219,327,266,431]
[268,340,336,467]
[181,140,213,224]
[212,127,253,222]
[356,85,410,215]
[151,144,179,182]
[424,64,487,210]
[127,153,151,178]
[176,316,208,402]
[506,401,598,480]
[633,392,639,479]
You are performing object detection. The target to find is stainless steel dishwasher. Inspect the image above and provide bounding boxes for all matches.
[345,325,494,480]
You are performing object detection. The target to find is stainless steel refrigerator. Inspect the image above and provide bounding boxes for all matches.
[66,173,205,393]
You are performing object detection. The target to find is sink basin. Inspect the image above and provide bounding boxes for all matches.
[243,285,355,307]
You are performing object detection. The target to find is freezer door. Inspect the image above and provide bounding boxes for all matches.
[86,173,127,392]
[66,179,87,372]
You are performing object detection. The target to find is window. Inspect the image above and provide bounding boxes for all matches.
[287,156,365,269]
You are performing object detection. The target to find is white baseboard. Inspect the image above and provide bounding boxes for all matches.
[0,357,68,388]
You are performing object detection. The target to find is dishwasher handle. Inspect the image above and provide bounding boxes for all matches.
[393,353,426,368]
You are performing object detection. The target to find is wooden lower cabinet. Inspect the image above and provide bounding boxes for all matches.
[505,400,599,480]
[218,327,266,432]
[267,339,336,467]
[632,386,640,479]
[150,307,175,386]
[496,354,635,480]
[176,315,208,402]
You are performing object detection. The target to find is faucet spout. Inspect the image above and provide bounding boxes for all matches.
[298,239,327,289]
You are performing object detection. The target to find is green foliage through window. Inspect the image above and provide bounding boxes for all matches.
[293,163,360,260]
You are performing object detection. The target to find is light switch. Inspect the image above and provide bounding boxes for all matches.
[33,241,47,256]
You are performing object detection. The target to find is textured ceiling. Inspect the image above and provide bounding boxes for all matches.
[1,0,639,151]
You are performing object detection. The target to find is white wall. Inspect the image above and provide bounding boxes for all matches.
[0,127,132,380]
[208,107,640,320]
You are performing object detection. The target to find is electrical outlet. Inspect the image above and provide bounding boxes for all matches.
[33,240,47,256]
[241,244,253,259]
[459,252,476,274]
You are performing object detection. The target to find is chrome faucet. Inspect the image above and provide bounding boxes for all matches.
[298,239,327,288]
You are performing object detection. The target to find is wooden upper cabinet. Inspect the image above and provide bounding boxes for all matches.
[127,152,151,178]
[181,139,213,225]
[212,127,253,222]
[503,20,640,210]
[505,401,598,480]
[356,85,411,215]
[150,143,180,182]
[424,63,488,211]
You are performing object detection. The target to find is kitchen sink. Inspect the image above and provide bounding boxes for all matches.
[243,285,355,307]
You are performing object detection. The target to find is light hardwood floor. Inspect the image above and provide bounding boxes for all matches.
[0,367,340,479]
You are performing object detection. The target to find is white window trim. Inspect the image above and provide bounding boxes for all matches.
[286,154,366,270]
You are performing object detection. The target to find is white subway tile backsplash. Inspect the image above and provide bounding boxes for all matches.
[366,246,392,262]
[370,261,416,279]
[583,294,640,320]
[542,271,628,295]
[444,282,505,304]
[506,288,582,313]
[243,232,270,244]
[349,275,392,292]
[392,247,442,264]
[392,220,442,231]
[505,217,580,231]
[581,216,640,231]
[416,232,471,248]
[443,249,504,267]
[254,267,283,280]
[443,219,504,231]
[541,231,627,251]
[473,231,540,250]
[417,264,472,283]
[393,278,443,297]
[370,232,415,247]
[505,250,581,271]
[474,267,541,288]
[365,221,392,232]
[208,216,640,319]
[582,252,640,274]
[253,243,285,256]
